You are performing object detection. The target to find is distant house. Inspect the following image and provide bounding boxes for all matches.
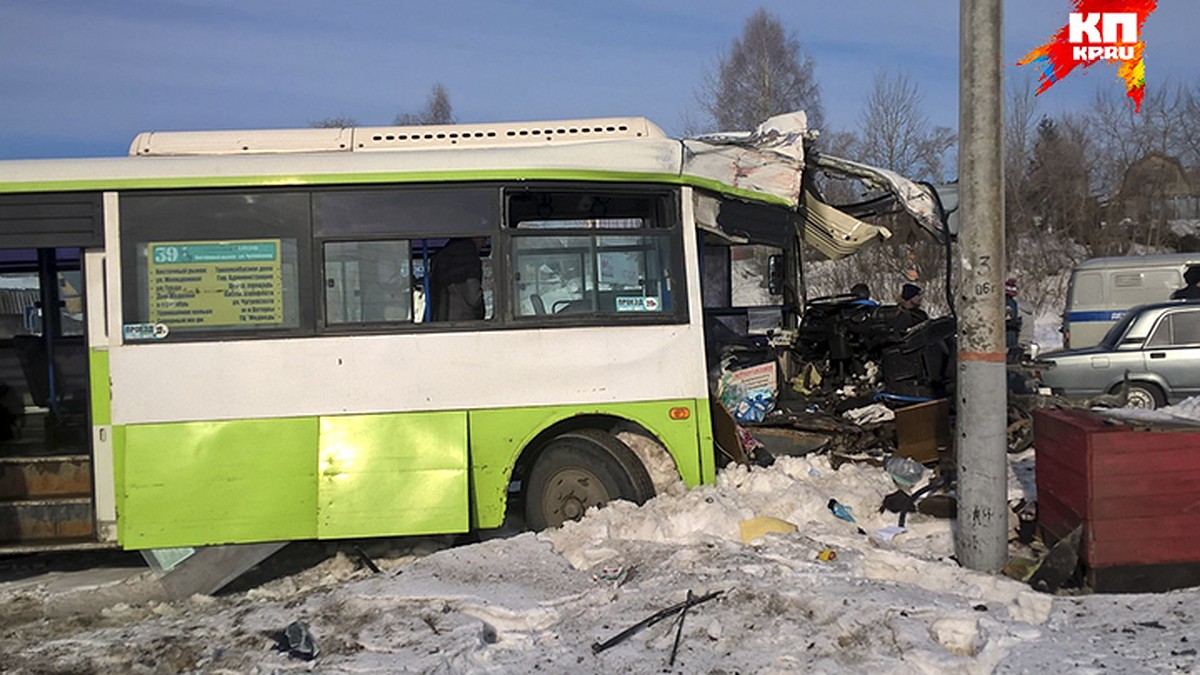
[1112,153,1200,223]
[1107,153,1200,250]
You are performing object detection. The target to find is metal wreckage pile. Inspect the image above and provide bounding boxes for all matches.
[706,292,1063,529]
[693,111,1100,584]
[692,115,979,468]
[723,291,1129,461]
[709,292,961,464]
[706,288,1138,593]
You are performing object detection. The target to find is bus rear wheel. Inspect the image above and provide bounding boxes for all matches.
[524,429,655,531]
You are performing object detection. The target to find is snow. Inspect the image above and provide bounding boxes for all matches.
[3,453,1199,673]
[1092,395,1200,426]
[1168,219,1200,239]
[1033,309,1064,353]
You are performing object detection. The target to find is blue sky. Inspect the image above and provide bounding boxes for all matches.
[1,1,1195,160]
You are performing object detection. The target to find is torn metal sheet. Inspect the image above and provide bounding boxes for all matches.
[682,139,805,209]
[682,111,809,209]
[692,111,810,163]
[803,190,893,260]
[682,111,944,253]
[810,153,947,243]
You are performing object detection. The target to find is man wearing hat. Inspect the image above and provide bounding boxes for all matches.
[1171,266,1200,300]
[1005,278,1022,361]
[893,282,928,332]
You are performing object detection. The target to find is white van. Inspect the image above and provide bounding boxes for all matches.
[1063,253,1200,348]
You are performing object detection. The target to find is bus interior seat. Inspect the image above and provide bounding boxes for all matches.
[552,299,590,314]
[530,294,546,315]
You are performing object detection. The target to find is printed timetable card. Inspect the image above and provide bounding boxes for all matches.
[147,240,283,327]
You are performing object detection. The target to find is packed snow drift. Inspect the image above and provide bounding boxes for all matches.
[3,450,1198,674]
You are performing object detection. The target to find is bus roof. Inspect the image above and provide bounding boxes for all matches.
[0,115,795,206]
[0,112,947,255]
[128,117,668,156]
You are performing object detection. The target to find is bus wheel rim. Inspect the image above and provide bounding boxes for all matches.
[544,468,611,524]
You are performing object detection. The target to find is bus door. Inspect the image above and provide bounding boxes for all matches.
[0,193,103,550]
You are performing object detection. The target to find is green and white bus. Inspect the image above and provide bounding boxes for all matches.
[0,113,939,572]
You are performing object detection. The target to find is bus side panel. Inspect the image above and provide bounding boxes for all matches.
[317,411,469,538]
[90,348,118,540]
[119,417,319,548]
[89,348,111,425]
[113,425,127,545]
[468,398,707,530]
[693,400,716,485]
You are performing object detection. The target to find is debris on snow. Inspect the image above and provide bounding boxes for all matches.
[738,515,799,543]
[3,453,1198,673]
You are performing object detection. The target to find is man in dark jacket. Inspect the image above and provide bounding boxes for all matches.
[429,237,486,321]
[1171,266,1200,300]
[1005,278,1023,362]
[892,283,928,333]
[849,282,879,307]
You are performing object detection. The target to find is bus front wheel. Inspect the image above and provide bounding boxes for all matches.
[524,429,656,530]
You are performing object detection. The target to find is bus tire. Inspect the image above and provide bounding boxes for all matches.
[524,429,656,531]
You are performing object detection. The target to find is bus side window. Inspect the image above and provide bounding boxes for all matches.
[120,191,309,339]
[324,240,412,324]
[506,190,676,320]
[730,244,784,307]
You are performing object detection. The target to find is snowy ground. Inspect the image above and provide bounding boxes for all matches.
[3,450,1198,674]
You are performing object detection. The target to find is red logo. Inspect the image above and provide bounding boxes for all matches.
[1018,1,1159,111]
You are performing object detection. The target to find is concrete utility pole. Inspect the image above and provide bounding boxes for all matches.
[956,0,1008,572]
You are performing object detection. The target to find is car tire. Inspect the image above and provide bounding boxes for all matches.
[524,429,655,531]
[1121,381,1166,410]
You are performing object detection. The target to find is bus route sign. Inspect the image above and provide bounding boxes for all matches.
[147,240,283,327]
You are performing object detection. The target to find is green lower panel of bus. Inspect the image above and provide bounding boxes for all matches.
[115,399,709,549]
[318,412,469,539]
[120,417,321,548]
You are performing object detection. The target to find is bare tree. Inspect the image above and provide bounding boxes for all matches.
[1028,115,1103,248]
[805,70,954,304]
[856,69,955,181]
[396,83,456,126]
[1004,74,1039,241]
[810,130,864,204]
[310,115,358,128]
[1179,84,1200,167]
[1005,74,1039,172]
[1086,86,1189,196]
[696,9,824,133]
[1000,75,1084,285]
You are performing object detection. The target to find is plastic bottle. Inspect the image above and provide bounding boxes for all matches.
[884,456,926,487]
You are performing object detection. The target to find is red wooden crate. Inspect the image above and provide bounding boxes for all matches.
[1033,408,1200,592]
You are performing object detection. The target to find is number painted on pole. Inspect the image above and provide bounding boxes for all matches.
[974,282,993,296]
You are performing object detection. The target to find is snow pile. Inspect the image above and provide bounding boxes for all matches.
[545,456,924,565]
[4,456,1200,673]
[1093,395,1200,426]
[1169,219,1200,239]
